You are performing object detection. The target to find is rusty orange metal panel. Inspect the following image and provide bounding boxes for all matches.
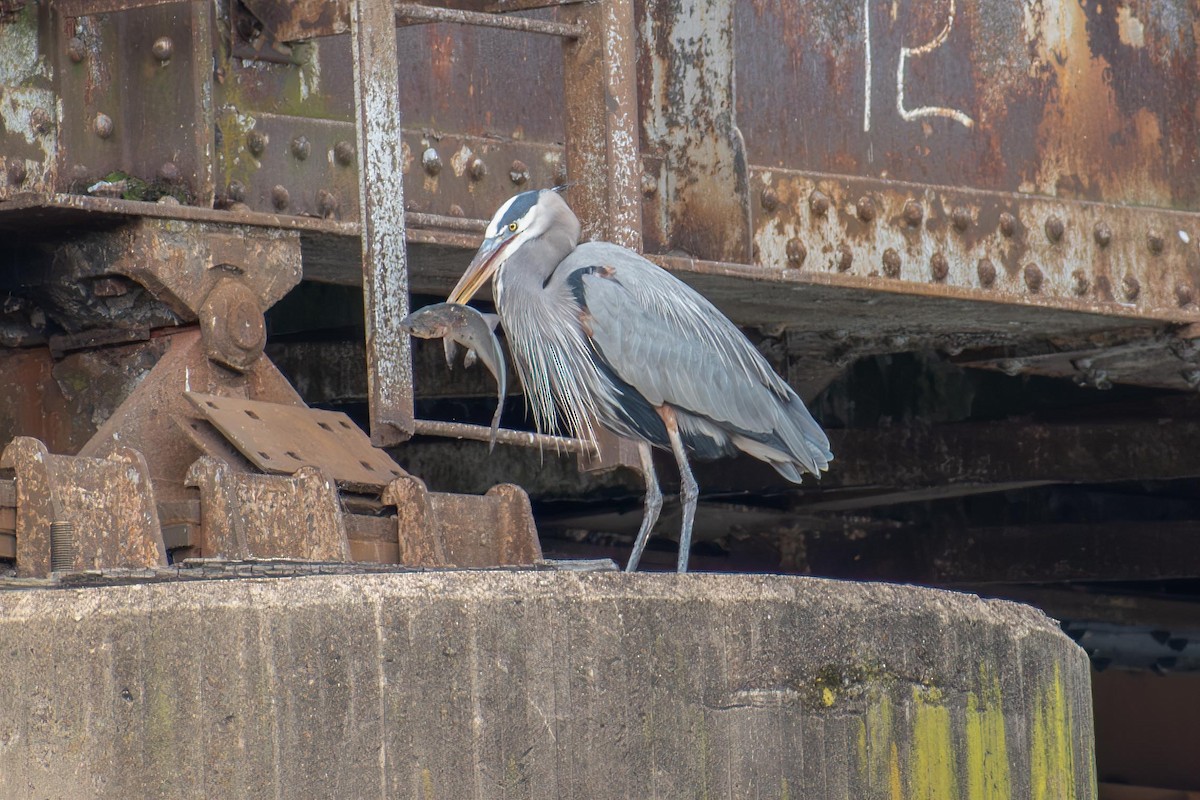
[734,0,1200,209]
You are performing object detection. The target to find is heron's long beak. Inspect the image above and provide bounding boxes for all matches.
[449,236,505,304]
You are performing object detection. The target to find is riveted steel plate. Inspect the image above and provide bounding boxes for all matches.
[184,392,406,489]
[751,168,1200,323]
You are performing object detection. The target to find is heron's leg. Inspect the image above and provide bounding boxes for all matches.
[625,441,661,573]
[660,408,698,574]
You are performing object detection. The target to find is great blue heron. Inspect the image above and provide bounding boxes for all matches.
[449,189,832,572]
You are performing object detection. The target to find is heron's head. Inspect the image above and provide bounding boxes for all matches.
[449,188,580,303]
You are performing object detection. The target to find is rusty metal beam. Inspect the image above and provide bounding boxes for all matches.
[393,3,580,37]
[413,419,588,455]
[351,0,414,446]
[561,0,642,249]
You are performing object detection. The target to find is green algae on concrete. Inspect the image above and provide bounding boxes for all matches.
[965,667,1012,800]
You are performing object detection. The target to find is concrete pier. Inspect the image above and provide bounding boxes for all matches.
[0,571,1094,798]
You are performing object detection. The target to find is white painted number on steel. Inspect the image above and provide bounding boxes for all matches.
[863,0,975,132]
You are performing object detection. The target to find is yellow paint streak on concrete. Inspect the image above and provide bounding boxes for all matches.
[965,666,1011,800]
[856,689,896,794]
[911,686,957,799]
[1031,665,1076,800]
[822,686,836,707]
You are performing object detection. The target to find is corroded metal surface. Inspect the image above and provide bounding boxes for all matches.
[352,0,413,447]
[185,392,407,490]
[0,436,166,577]
[751,169,1200,322]
[735,0,1200,209]
[186,456,352,561]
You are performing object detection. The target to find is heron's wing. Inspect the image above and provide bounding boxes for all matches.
[564,243,831,466]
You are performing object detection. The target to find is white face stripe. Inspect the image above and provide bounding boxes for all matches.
[484,195,522,238]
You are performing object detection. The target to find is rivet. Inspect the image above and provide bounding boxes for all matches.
[152,36,174,62]
[1044,215,1064,243]
[881,248,901,277]
[317,189,338,218]
[271,184,289,210]
[30,108,51,136]
[468,157,487,181]
[157,161,179,182]
[641,172,657,198]
[929,251,949,282]
[1122,274,1140,301]
[1023,263,1043,293]
[951,206,972,232]
[7,160,27,187]
[448,204,465,217]
[1176,283,1195,307]
[998,212,1017,237]
[809,190,830,217]
[1093,222,1112,248]
[902,199,923,227]
[1070,269,1089,296]
[227,180,246,202]
[93,112,113,139]
[835,243,853,272]
[785,238,807,267]
[421,147,442,175]
[855,196,876,223]
[290,136,310,161]
[67,37,86,63]
[334,141,355,166]
[247,130,266,156]
[509,159,529,185]
[976,258,996,287]
[760,187,779,212]
[1148,231,1165,254]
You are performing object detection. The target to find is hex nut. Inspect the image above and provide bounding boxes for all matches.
[152,36,174,61]
[881,248,901,278]
[200,280,267,373]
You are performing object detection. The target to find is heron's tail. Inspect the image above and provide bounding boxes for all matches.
[727,393,832,483]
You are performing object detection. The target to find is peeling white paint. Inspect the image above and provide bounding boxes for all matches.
[1116,5,1145,48]
[896,0,975,129]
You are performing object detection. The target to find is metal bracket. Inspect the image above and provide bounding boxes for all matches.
[186,456,351,561]
[0,436,166,577]
[383,475,540,567]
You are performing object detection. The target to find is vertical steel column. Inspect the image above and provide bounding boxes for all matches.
[562,0,643,250]
[351,0,414,447]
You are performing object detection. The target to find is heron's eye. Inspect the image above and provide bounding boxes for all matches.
[507,221,519,232]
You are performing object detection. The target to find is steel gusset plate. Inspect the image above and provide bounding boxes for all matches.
[752,169,1200,323]
[185,392,407,491]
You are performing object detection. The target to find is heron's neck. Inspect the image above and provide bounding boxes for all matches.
[497,227,576,299]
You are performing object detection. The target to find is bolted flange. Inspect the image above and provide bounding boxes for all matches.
[199,278,267,372]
